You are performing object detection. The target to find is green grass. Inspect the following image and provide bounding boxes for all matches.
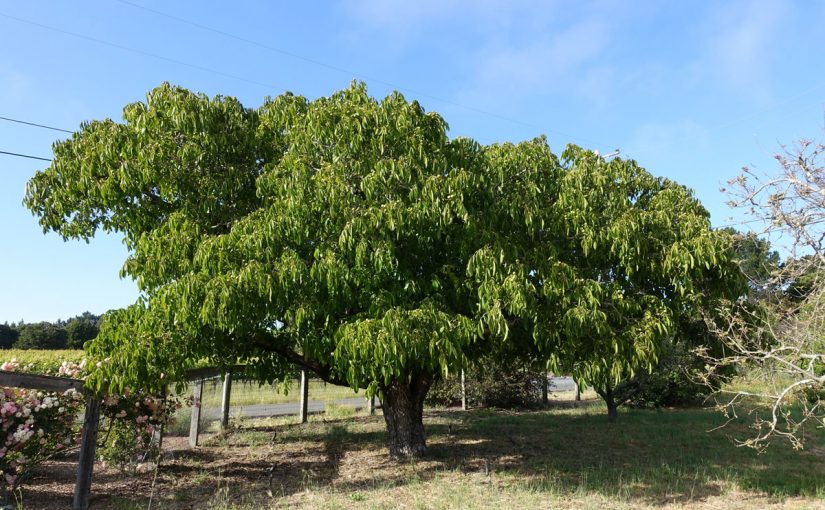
[174,378,365,409]
[101,400,825,509]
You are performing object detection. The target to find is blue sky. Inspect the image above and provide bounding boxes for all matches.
[1,0,824,323]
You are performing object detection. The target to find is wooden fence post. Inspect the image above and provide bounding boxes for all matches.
[298,370,309,423]
[221,371,232,430]
[73,395,100,510]
[542,373,549,404]
[461,370,467,411]
[189,378,204,448]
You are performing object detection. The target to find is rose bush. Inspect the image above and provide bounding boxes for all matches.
[0,357,184,500]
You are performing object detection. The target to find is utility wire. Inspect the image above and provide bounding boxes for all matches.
[0,12,290,93]
[115,0,601,146]
[117,0,568,135]
[0,115,72,133]
[0,150,51,162]
[2,7,611,151]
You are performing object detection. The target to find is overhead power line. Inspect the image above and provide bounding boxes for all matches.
[116,0,609,148]
[0,8,613,151]
[0,150,51,162]
[0,115,72,133]
[0,12,289,93]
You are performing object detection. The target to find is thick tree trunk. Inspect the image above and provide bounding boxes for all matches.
[380,374,431,459]
[597,385,619,422]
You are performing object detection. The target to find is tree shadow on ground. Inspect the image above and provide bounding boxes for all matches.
[32,405,823,508]
[239,404,825,505]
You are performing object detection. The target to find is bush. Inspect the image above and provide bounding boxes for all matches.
[427,356,545,409]
[0,355,185,501]
[614,340,716,409]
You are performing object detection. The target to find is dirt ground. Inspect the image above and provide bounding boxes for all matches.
[14,407,825,510]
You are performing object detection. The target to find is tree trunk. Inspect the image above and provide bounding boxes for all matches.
[597,385,619,422]
[380,374,431,459]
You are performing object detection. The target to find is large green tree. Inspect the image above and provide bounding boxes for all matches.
[25,83,739,456]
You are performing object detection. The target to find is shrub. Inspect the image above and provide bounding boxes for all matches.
[614,339,716,409]
[427,356,545,409]
[0,356,185,500]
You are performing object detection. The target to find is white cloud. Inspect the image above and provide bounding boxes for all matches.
[458,12,614,109]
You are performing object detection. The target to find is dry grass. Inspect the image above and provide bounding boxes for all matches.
[17,401,825,509]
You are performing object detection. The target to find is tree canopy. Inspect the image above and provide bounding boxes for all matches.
[25,82,742,456]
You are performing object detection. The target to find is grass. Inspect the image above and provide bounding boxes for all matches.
[84,399,825,509]
[184,378,365,408]
[165,378,368,437]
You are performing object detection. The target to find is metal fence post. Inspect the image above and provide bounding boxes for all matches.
[299,369,309,423]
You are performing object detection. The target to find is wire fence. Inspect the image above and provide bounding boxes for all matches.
[166,374,369,438]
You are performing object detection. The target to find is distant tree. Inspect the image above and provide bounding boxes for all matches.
[0,324,18,349]
[14,322,68,349]
[65,317,99,349]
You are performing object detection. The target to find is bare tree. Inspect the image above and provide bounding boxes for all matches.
[707,137,825,450]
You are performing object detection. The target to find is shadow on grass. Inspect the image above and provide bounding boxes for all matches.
[158,403,824,506]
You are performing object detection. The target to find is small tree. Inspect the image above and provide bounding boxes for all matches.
[709,135,825,449]
[65,317,99,349]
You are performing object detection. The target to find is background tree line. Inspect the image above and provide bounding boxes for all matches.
[0,312,100,350]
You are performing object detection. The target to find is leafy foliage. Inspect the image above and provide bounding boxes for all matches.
[426,355,545,409]
[14,323,68,350]
[65,317,99,349]
[0,325,18,350]
[24,82,741,453]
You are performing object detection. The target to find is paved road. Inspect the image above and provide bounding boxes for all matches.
[201,377,576,420]
[548,376,577,392]
[200,397,372,420]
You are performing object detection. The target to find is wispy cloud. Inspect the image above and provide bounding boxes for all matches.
[697,0,791,102]
[460,16,612,108]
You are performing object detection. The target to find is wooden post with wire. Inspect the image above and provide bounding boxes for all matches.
[188,378,204,448]
[542,373,549,404]
[221,371,232,430]
[73,395,100,510]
